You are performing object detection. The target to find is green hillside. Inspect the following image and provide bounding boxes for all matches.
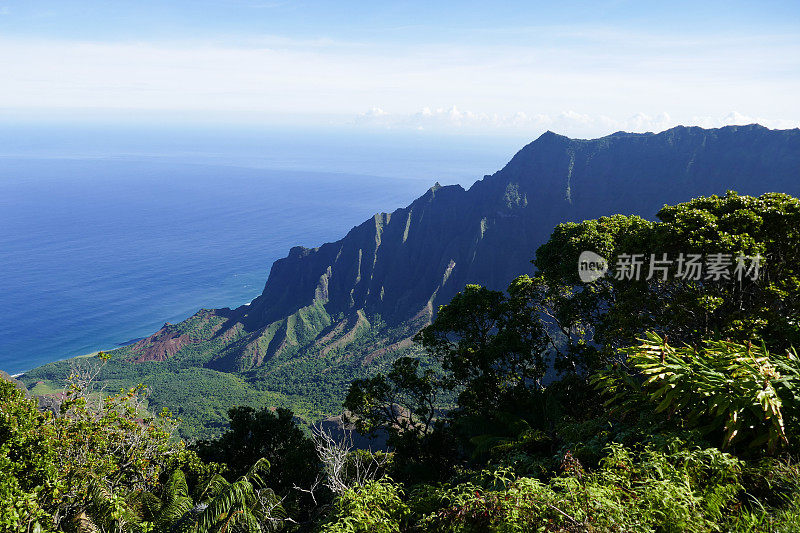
[5,190,800,532]
[20,125,800,439]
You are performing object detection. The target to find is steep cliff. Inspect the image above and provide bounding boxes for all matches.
[156,124,797,373]
[22,124,800,437]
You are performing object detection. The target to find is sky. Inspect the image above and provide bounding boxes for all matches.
[1,0,799,138]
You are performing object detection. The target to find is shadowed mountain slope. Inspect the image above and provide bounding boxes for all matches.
[22,124,800,436]
[194,124,800,371]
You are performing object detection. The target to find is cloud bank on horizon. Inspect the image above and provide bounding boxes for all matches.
[0,0,798,139]
[355,107,800,139]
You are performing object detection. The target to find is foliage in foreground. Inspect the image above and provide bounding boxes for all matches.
[320,478,408,533]
[0,358,290,533]
[5,192,800,531]
[0,356,185,532]
[418,440,742,533]
[596,332,800,453]
[340,192,800,530]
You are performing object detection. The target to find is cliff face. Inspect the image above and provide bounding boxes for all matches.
[119,124,800,372]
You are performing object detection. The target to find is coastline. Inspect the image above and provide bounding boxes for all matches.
[0,158,431,391]
[9,340,140,380]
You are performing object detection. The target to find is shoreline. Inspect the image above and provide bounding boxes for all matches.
[8,341,140,380]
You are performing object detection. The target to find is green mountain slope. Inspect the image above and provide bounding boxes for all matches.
[22,124,800,438]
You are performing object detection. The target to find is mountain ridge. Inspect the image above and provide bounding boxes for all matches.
[121,123,800,372]
[22,123,800,437]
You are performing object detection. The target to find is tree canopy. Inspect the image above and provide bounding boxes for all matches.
[6,192,800,532]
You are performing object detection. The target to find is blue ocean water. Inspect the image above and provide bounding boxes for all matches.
[0,125,522,375]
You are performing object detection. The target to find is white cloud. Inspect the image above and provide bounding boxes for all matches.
[0,30,798,138]
[358,106,388,117]
[352,106,800,137]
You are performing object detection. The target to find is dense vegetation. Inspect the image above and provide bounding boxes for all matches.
[20,125,800,441]
[21,313,419,441]
[4,191,800,531]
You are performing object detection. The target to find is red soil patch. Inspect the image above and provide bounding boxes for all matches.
[128,326,195,363]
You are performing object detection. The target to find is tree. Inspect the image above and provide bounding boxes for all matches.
[310,425,389,496]
[343,356,459,482]
[345,192,800,471]
[167,458,287,533]
[319,478,408,533]
[534,192,800,372]
[415,283,549,417]
[1,354,293,532]
[344,357,441,441]
[52,363,181,531]
[194,407,318,506]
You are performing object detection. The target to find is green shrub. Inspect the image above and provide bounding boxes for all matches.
[595,332,800,453]
[0,380,56,532]
[418,440,741,532]
[320,478,408,533]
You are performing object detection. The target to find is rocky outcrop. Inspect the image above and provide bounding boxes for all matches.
[126,324,197,362]
[117,124,800,372]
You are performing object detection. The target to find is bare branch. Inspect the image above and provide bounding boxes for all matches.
[311,425,388,494]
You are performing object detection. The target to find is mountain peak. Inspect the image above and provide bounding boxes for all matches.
[24,124,800,438]
[88,125,800,388]
[535,130,569,142]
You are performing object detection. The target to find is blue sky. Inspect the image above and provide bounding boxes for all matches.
[1,0,799,137]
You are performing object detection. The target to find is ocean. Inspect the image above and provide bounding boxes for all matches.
[0,124,522,375]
